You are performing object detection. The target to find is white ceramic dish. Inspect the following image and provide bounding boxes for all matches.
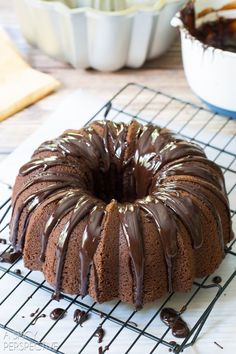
[172,0,236,118]
[14,0,184,71]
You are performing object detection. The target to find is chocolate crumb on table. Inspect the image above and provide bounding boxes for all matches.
[30,307,40,317]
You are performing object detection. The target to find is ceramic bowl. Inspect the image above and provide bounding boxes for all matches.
[14,0,184,71]
[172,0,236,118]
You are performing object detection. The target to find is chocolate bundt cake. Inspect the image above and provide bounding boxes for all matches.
[10,120,233,309]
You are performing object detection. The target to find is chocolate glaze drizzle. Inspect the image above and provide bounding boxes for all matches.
[9,120,231,309]
[14,268,22,275]
[119,204,144,309]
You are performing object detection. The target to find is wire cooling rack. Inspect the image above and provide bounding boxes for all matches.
[0,83,236,354]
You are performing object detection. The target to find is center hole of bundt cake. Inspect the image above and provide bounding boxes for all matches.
[92,165,145,203]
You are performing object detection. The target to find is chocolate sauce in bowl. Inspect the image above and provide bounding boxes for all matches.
[181,1,236,52]
[196,18,236,52]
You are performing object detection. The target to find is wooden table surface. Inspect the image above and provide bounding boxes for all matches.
[0,0,201,163]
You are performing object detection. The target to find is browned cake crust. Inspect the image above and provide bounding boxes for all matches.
[9,120,233,309]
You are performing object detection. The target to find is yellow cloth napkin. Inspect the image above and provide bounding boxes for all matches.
[0,28,60,122]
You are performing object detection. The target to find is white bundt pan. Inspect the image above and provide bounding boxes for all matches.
[14,0,184,71]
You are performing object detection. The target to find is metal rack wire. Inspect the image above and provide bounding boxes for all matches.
[0,83,235,354]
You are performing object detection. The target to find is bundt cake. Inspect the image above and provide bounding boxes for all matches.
[9,120,233,309]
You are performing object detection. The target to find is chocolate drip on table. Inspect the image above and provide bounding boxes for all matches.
[14,268,22,275]
[212,275,222,284]
[0,248,21,263]
[160,307,190,338]
[50,308,66,321]
[160,181,226,253]
[127,320,138,327]
[30,307,40,317]
[53,195,100,297]
[10,120,230,309]
[32,313,46,325]
[73,309,89,326]
[94,325,105,343]
[80,206,106,297]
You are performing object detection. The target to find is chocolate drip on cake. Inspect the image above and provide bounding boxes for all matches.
[31,313,46,325]
[119,204,144,309]
[53,195,98,296]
